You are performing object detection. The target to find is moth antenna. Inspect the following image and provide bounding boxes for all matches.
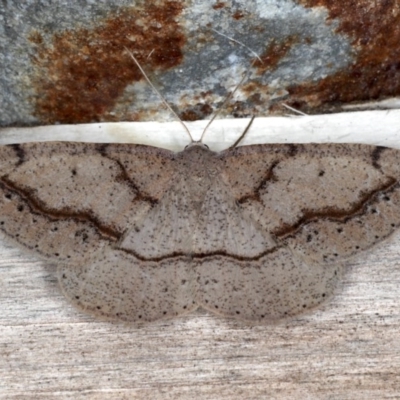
[199,30,261,143]
[124,47,194,143]
[282,103,308,116]
[199,57,258,143]
[146,49,155,59]
[228,116,256,149]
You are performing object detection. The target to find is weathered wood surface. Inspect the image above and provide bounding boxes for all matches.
[1,232,400,399]
[1,112,400,398]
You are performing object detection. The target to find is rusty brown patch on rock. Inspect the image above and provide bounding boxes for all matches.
[254,36,298,75]
[232,10,245,20]
[180,103,214,121]
[29,2,185,124]
[290,0,400,109]
[28,31,44,45]
[212,2,226,10]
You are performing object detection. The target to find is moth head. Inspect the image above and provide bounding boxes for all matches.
[184,142,210,151]
[179,141,217,172]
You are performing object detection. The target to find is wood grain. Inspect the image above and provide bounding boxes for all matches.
[1,111,400,398]
[1,231,400,398]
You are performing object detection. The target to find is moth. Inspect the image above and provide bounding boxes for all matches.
[1,54,399,323]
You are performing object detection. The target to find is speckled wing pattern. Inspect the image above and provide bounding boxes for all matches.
[0,142,399,323]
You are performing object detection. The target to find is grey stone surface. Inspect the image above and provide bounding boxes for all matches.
[0,0,354,126]
[0,0,134,125]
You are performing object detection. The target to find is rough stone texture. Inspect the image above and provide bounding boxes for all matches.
[2,0,398,126]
